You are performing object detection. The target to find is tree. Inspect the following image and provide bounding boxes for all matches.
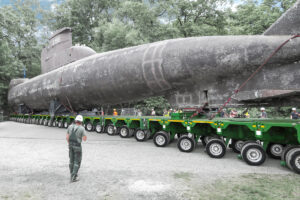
[49,0,120,47]
[158,0,228,37]
[0,0,44,112]
[227,0,297,35]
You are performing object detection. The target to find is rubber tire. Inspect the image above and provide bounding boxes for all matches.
[290,151,300,174]
[52,120,57,127]
[177,135,195,153]
[153,131,170,147]
[241,143,266,166]
[134,129,150,142]
[85,122,94,132]
[205,139,226,158]
[266,143,284,159]
[63,121,69,129]
[281,145,300,162]
[57,120,62,128]
[106,124,117,136]
[43,119,48,126]
[231,140,245,153]
[119,126,130,138]
[286,148,300,170]
[95,123,102,133]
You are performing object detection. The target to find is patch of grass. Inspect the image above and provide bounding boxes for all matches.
[194,174,300,200]
[1,195,12,200]
[173,172,192,181]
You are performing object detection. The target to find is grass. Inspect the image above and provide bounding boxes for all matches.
[191,174,300,200]
[173,172,192,181]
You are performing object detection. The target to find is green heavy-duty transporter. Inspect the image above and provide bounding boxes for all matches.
[10,113,300,174]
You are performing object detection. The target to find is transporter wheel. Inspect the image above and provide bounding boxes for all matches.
[286,148,300,170]
[290,151,300,174]
[241,143,266,166]
[52,120,57,127]
[205,139,226,158]
[266,143,284,159]
[177,135,195,153]
[85,122,94,132]
[58,120,63,128]
[95,123,102,133]
[200,136,212,146]
[153,131,170,147]
[134,129,150,142]
[281,145,300,162]
[47,120,52,126]
[57,120,62,128]
[119,126,130,138]
[39,119,43,125]
[43,119,48,126]
[106,124,117,136]
[63,121,69,128]
[231,140,245,153]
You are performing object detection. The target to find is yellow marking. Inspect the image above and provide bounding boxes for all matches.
[193,121,214,124]
[117,118,125,120]
[252,125,256,128]
[261,125,265,128]
[168,120,184,122]
[221,124,224,126]
[214,123,217,125]
[105,118,112,120]
[149,119,161,121]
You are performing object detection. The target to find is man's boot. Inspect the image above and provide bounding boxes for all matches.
[71,174,79,182]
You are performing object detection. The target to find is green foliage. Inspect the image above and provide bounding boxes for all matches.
[135,96,171,115]
[0,0,43,111]
[1,0,298,113]
[227,0,297,35]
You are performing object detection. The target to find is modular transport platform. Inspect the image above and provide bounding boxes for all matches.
[10,113,300,174]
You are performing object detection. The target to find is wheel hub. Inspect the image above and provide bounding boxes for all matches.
[87,124,92,130]
[107,126,114,134]
[271,144,283,156]
[120,128,128,136]
[136,130,145,139]
[156,135,165,145]
[180,139,192,150]
[210,143,222,156]
[96,125,101,132]
[235,141,244,151]
[247,148,262,163]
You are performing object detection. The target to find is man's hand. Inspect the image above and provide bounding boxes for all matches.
[83,135,87,141]
[66,134,69,143]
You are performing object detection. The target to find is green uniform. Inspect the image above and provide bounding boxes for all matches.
[67,124,86,178]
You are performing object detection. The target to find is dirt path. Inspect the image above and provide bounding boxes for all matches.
[0,122,292,200]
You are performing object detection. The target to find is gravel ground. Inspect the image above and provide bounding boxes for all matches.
[0,121,292,200]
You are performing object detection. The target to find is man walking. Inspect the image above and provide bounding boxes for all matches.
[66,115,87,182]
[290,108,300,119]
[260,107,267,118]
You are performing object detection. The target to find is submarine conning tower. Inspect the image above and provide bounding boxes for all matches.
[41,27,96,73]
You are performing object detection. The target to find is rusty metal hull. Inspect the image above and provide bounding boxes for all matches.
[8,35,300,111]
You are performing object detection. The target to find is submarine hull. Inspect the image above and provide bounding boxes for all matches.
[8,35,300,111]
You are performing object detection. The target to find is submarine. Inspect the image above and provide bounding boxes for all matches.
[8,0,300,113]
